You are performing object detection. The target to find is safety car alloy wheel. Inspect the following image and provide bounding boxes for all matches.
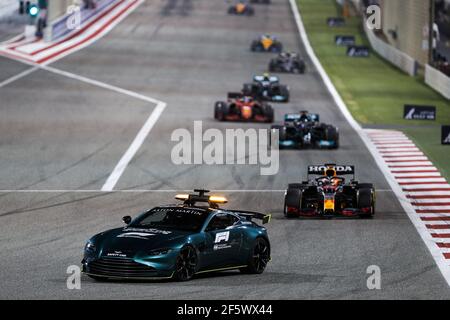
[242,238,270,274]
[174,246,198,281]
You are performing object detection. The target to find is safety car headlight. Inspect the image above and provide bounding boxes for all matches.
[148,248,172,256]
[84,241,96,253]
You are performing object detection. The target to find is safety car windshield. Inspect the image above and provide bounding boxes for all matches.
[131,208,210,232]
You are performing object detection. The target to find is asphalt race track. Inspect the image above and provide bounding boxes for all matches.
[0,0,449,299]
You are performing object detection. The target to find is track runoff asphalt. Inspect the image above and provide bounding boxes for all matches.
[0,0,449,299]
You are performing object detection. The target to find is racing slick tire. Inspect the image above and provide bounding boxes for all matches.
[357,188,375,218]
[293,61,306,74]
[240,237,270,274]
[262,104,274,123]
[270,42,283,53]
[325,126,339,149]
[174,245,198,281]
[227,7,236,14]
[246,7,255,16]
[214,101,229,121]
[284,187,302,218]
[242,83,254,96]
[268,60,278,72]
[251,41,263,52]
[279,85,289,102]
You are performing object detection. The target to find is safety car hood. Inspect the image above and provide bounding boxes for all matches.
[94,227,191,253]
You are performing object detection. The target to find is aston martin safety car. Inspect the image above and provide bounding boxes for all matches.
[271,111,339,148]
[269,52,306,74]
[284,164,375,218]
[228,2,254,15]
[82,190,271,281]
[215,93,274,122]
[250,34,283,53]
[242,73,289,102]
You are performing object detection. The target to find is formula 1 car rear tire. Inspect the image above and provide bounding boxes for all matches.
[215,102,229,121]
[268,60,277,72]
[284,188,302,217]
[242,83,254,96]
[251,41,263,52]
[262,104,274,123]
[325,126,339,149]
[279,85,289,102]
[358,188,375,218]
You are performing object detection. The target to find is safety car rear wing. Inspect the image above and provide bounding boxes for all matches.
[230,210,271,225]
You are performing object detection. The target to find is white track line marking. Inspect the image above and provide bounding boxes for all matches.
[288,0,450,283]
[0,60,168,191]
[0,189,393,193]
[101,101,166,191]
[34,65,167,192]
[0,66,39,88]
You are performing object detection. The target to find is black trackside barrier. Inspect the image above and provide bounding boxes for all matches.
[404,105,436,120]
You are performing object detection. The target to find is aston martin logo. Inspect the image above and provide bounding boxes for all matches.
[117,232,155,239]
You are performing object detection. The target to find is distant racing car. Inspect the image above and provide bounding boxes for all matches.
[82,190,271,281]
[250,34,283,53]
[242,73,289,102]
[215,93,274,122]
[269,52,306,74]
[250,0,270,3]
[271,111,339,148]
[284,164,375,218]
[228,2,254,15]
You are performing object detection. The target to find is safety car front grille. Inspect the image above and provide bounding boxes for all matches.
[88,257,157,278]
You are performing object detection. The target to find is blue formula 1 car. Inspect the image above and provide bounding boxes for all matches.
[271,111,339,149]
[82,190,271,282]
[242,73,290,102]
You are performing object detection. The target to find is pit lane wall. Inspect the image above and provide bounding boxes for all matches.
[47,0,118,41]
[425,64,450,100]
[363,15,418,76]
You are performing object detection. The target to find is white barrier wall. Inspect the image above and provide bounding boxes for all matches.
[363,18,418,76]
[425,64,450,100]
